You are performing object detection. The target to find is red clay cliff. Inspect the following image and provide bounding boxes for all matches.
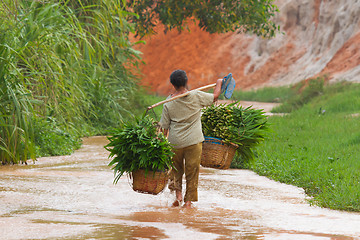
[135,0,360,95]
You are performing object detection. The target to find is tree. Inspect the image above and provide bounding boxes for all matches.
[128,0,279,38]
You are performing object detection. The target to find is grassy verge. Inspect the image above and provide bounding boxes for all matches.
[252,112,360,211]
[232,81,360,211]
[231,85,293,103]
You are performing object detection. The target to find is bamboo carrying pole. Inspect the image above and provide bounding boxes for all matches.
[147,83,216,110]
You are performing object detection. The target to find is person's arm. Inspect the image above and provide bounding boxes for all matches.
[159,105,170,138]
[213,79,223,102]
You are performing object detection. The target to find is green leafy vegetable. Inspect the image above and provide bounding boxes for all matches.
[105,115,174,184]
[202,102,269,161]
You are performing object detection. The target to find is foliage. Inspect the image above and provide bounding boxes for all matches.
[127,88,165,120]
[0,81,35,164]
[201,102,269,162]
[0,0,142,163]
[230,151,259,169]
[106,115,174,184]
[251,83,360,211]
[128,0,280,38]
[33,117,82,157]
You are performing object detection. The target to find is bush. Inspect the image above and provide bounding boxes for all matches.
[33,117,81,157]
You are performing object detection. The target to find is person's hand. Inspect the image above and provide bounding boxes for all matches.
[213,79,223,101]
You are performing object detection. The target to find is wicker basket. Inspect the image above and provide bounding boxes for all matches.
[131,169,169,195]
[201,136,238,169]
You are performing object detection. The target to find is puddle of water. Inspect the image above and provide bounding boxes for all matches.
[0,136,359,240]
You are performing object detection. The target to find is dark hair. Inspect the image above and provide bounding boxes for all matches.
[170,69,188,89]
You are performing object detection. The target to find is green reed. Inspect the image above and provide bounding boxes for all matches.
[0,0,141,163]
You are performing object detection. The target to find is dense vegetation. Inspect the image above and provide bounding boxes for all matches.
[0,0,141,164]
[231,78,360,211]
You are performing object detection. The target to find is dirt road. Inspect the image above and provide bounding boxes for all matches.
[1,135,360,240]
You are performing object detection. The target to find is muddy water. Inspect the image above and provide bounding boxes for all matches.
[1,136,360,240]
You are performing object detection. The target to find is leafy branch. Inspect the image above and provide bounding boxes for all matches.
[127,0,280,38]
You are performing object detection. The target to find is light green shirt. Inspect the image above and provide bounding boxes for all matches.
[159,90,214,149]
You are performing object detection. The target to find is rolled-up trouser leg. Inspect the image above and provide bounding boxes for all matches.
[183,143,202,202]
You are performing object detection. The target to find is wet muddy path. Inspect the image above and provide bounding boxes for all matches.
[1,136,360,240]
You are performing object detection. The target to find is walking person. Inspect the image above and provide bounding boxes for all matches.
[159,69,223,208]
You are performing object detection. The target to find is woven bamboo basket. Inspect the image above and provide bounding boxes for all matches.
[131,169,169,195]
[201,136,238,169]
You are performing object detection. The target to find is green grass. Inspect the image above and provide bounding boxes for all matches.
[310,82,360,114]
[231,85,293,103]
[243,82,360,211]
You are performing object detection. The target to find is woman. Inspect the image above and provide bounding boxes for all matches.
[159,69,223,208]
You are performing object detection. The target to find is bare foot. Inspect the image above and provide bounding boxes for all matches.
[182,201,193,209]
[175,190,182,201]
[172,199,182,207]
[172,190,182,207]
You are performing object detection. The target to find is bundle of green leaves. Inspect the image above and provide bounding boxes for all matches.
[106,115,174,184]
[201,102,269,161]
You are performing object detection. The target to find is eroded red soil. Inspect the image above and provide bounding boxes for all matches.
[134,0,360,96]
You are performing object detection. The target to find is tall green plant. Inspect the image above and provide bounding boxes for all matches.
[73,0,143,130]
[0,82,35,164]
[0,0,143,163]
[0,28,35,163]
[14,0,141,130]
